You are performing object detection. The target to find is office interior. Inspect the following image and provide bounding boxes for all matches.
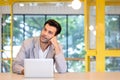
[0,0,120,73]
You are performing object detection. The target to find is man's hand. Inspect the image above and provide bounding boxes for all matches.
[50,36,59,47]
[50,36,61,55]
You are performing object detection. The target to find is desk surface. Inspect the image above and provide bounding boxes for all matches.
[0,72,120,80]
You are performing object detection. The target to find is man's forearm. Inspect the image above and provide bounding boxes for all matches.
[55,53,67,73]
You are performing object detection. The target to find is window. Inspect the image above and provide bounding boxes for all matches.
[105,15,120,49]
[1,14,85,72]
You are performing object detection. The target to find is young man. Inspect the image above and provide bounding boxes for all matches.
[12,19,67,74]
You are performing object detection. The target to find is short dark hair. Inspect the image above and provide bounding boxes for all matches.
[44,19,62,36]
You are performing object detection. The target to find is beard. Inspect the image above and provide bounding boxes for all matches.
[40,35,50,43]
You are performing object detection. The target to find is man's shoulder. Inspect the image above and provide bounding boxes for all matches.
[23,37,39,45]
[24,36,39,42]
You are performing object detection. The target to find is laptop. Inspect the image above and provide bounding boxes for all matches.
[24,59,54,78]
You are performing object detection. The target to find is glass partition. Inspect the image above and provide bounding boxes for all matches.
[106,57,120,72]
[105,6,120,72]
[105,6,120,49]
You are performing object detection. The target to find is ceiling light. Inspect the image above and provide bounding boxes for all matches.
[71,0,81,10]
[19,3,24,7]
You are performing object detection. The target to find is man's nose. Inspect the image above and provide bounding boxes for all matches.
[44,31,48,35]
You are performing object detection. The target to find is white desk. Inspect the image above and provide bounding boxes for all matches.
[0,72,120,80]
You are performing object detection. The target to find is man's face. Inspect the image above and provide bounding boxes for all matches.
[40,24,57,43]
